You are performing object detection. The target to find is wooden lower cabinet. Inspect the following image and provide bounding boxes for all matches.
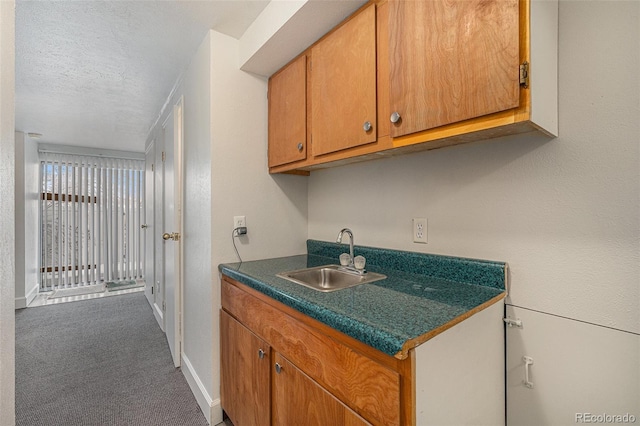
[221,311,370,426]
[220,276,408,426]
[220,311,270,426]
[272,353,370,426]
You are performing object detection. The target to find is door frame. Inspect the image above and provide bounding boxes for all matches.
[172,96,184,367]
[160,96,184,367]
[146,96,183,366]
[153,131,165,330]
[144,140,156,308]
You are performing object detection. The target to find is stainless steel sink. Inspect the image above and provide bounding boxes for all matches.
[277,265,386,292]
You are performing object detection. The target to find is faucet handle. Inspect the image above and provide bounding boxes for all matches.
[339,253,351,266]
[354,256,366,271]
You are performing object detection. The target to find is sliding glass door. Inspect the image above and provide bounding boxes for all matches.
[40,153,144,290]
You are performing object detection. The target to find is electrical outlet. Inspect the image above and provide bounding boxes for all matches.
[413,218,427,244]
[233,216,246,229]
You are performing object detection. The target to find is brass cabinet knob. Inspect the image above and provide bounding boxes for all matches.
[162,232,180,241]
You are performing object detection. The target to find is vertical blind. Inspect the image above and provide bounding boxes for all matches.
[40,153,145,290]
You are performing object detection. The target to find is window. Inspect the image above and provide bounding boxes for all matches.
[40,153,144,290]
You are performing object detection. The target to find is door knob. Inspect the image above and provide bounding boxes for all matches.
[141,224,149,229]
[162,232,180,241]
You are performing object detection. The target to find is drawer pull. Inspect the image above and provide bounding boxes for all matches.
[523,356,534,388]
[275,363,283,374]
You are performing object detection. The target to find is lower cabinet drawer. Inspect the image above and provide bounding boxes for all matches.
[222,277,401,426]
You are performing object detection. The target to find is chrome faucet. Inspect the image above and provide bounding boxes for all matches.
[336,228,355,267]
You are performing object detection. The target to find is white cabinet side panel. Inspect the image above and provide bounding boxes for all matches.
[529,0,558,136]
[506,305,640,426]
[416,301,505,426]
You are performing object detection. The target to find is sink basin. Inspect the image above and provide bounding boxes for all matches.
[277,265,386,292]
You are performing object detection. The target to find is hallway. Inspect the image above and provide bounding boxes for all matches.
[15,293,208,426]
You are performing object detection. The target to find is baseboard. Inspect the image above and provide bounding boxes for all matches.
[181,353,221,425]
[25,283,38,306]
[152,302,164,332]
[15,283,39,309]
[15,296,27,310]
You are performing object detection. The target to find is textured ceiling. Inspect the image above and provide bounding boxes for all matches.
[15,0,269,152]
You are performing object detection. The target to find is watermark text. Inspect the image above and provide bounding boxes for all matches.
[576,413,637,424]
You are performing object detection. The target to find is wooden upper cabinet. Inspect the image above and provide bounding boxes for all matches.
[388,0,521,138]
[268,55,307,168]
[311,3,377,156]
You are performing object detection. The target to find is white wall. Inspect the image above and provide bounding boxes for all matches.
[209,30,308,423]
[0,0,16,423]
[145,31,215,421]
[14,131,25,306]
[307,0,639,421]
[15,131,40,309]
[180,31,213,420]
[308,0,638,336]
[146,29,308,424]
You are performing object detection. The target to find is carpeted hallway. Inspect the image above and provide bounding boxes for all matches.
[15,292,209,426]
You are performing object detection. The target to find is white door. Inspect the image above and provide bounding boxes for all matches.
[162,99,183,368]
[144,141,155,307]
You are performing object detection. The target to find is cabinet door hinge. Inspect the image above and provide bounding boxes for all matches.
[504,317,523,328]
[151,163,154,172]
[162,151,166,162]
[519,61,530,88]
[162,300,166,311]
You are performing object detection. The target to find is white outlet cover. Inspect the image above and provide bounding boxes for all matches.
[233,216,246,228]
[413,218,427,244]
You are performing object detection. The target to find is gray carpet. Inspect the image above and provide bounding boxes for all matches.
[16,293,208,426]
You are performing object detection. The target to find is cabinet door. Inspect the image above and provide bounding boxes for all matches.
[388,0,520,138]
[268,55,307,167]
[220,311,271,426]
[311,4,377,156]
[506,305,639,426]
[272,353,370,426]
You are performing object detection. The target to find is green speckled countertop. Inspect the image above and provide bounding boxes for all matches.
[219,240,507,358]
